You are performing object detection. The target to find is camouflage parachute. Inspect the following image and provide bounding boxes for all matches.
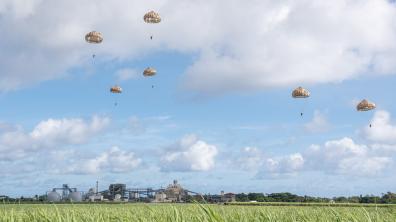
[357,99,376,111]
[292,87,310,98]
[144,11,161,23]
[143,67,157,77]
[85,31,103,44]
[110,85,122,93]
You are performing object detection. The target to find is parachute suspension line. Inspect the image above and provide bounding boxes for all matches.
[292,86,310,118]
[85,31,103,60]
[144,10,160,40]
[356,99,376,129]
[110,85,122,107]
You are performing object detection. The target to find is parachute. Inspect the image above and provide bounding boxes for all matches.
[292,87,310,116]
[143,67,157,88]
[144,11,161,24]
[292,87,310,98]
[357,99,376,127]
[110,85,122,106]
[85,31,103,58]
[110,85,122,93]
[85,31,103,44]
[356,99,376,111]
[143,11,161,39]
[143,67,157,77]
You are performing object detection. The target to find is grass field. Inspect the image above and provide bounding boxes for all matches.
[1,203,396,222]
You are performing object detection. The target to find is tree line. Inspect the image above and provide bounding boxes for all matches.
[234,192,396,204]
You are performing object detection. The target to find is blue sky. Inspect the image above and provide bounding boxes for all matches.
[1,0,396,197]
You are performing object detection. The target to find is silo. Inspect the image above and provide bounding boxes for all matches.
[68,192,82,202]
[47,191,61,202]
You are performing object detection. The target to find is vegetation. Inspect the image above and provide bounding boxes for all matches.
[234,192,396,204]
[0,203,396,222]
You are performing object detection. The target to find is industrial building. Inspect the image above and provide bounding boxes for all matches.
[47,184,82,202]
[45,180,234,203]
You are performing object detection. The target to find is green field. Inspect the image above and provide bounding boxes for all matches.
[1,203,396,222]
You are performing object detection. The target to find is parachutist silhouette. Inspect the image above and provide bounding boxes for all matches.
[150,36,153,40]
[114,102,117,106]
[301,112,303,116]
[92,54,96,58]
[369,124,372,128]
[152,85,154,88]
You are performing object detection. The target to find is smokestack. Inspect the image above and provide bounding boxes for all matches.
[96,181,99,194]
[221,191,224,196]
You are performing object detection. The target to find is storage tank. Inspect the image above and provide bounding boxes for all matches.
[114,194,122,201]
[47,191,61,202]
[68,192,82,202]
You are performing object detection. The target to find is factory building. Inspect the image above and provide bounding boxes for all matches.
[152,180,189,202]
[45,180,233,203]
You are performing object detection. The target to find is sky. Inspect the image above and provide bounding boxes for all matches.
[0,0,396,198]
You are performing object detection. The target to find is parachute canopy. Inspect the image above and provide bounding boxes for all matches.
[85,31,103,44]
[143,67,157,77]
[144,11,161,23]
[292,87,310,98]
[357,99,376,111]
[110,85,122,93]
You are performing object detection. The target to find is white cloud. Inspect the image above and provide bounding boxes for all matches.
[1,0,396,94]
[181,0,396,94]
[160,134,218,172]
[237,146,264,170]
[236,136,395,177]
[304,110,331,133]
[0,115,110,160]
[30,115,110,146]
[115,68,139,82]
[236,146,304,177]
[68,146,141,174]
[257,153,304,178]
[306,137,392,176]
[361,110,396,144]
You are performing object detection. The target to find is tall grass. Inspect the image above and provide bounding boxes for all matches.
[0,203,395,222]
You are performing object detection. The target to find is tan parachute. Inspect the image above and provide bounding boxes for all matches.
[110,85,122,93]
[143,67,157,88]
[144,11,161,23]
[85,31,103,44]
[292,87,310,116]
[110,85,122,106]
[292,87,310,98]
[357,99,376,127]
[356,99,376,111]
[143,67,157,77]
[144,11,161,40]
[85,31,103,58]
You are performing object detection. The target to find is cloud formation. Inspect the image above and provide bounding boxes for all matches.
[68,146,142,174]
[237,136,395,178]
[306,137,392,176]
[237,146,304,178]
[160,134,218,172]
[304,110,331,133]
[0,115,110,160]
[1,0,396,94]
